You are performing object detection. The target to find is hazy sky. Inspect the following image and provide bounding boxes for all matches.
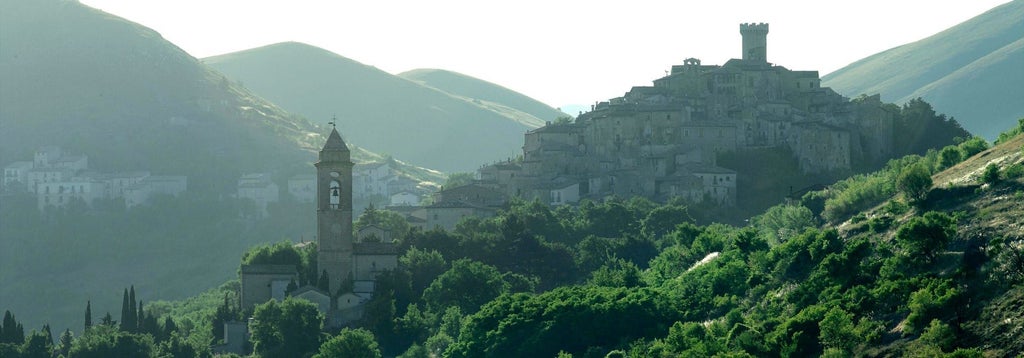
[80,0,1010,111]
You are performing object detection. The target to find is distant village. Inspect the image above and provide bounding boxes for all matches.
[1,146,187,211]
[475,23,896,209]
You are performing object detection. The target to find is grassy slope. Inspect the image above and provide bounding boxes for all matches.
[822,0,1024,140]
[837,133,1024,354]
[399,68,565,124]
[204,43,543,173]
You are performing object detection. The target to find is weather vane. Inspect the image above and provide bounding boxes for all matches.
[328,114,337,129]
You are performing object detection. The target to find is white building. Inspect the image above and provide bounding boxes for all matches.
[27,168,72,194]
[550,183,581,206]
[33,146,62,168]
[238,173,279,217]
[287,174,315,203]
[103,171,151,199]
[36,176,106,211]
[125,176,188,208]
[3,161,33,189]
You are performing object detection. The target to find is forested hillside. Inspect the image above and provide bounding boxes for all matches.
[4,120,1022,357]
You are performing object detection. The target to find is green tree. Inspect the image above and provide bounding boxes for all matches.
[400,247,448,296]
[640,204,692,240]
[750,204,815,243]
[589,258,642,288]
[84,301,92,331]
[981,163,1001,184]
[422,259,507,313]
[355,205,411,238]
[211,293,236,344]
[905,279,960,335]
[58,329,73,357]
[936,145,964,171]
[917,319,955,352]
[68,325,156,358]
[957,136,989,158]
[250,297,324,358]
[818,307,857,354]
[896,163,932,204]
[1,310,24,344]
[21,330,53,358]
[313,328,382,358]
[156,331,209,358]
[895,211,956,263]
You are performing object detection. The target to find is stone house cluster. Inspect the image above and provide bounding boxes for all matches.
[236,162,430,218]
[2,146,186,211]
[478,23,895,207]
[352,161,426,207]
[388,183,508,231]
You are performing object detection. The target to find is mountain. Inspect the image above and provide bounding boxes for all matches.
[0,0,439,335]
[399,68,567,122]
[203,42,546,172]
[0,0,325,191]
[822,0,1024,140]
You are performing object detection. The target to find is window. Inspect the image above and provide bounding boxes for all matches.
[329,180,341,209]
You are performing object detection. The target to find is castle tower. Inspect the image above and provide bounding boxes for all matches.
[315,127,354,296]
[740,23,769,63]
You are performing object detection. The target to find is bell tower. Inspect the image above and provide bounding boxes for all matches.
[315,126,354,296]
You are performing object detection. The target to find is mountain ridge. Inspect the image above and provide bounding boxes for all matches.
[822,0,1024,140]
[399,68,566,124]
[203,42,545,172]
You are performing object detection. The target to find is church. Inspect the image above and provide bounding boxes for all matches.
[239,127,398,327]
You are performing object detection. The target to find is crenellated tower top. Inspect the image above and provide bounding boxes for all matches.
[740,23,769,63]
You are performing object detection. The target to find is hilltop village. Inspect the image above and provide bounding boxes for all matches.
[477,23,896,208]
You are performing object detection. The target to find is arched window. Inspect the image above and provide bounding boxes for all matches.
[329,180,341,209]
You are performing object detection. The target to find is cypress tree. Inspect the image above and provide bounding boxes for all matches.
[120,288,130,331]
[101,312,114,326]
[128,285,138,332]
[136,299,143,333]
[1,310,24,344]
[85,300,92,330]
[162,316,178,342]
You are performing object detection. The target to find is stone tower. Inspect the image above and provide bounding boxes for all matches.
[315,128,354,296]
[740,23,769,63]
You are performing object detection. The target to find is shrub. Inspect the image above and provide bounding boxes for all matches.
[905,280,959,335]
[981,164,1001,184]
[1004,163,1024,179]
[897,163,933,204]
[936,145,964,171]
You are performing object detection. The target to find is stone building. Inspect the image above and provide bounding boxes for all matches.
[480,23,895,207]
[314,128,398,324]
[238,128,400,327]
[239,264,296,310]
